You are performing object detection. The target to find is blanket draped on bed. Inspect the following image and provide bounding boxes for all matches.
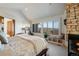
[0,34,47,56]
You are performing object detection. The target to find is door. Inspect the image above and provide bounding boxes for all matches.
[7,20,15,37]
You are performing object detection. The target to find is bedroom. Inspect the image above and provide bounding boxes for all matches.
[0,3,68,56]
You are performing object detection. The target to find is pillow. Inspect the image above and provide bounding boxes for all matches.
[0,32,8,44]
[28,31,34,35]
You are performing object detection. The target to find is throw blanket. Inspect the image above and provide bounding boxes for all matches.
[0,34,47,56]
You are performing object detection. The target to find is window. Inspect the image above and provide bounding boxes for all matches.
[32,19,60,35]
[53,20,59,35]
[48,21,53,34]
[48,20,60,35]
[48,21,52,28]
[38,23,42,33]
[43,22,47,28]
[54,20,59,29]
[43,22,48,33]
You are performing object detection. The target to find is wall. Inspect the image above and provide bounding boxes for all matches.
[0,8,30,34]
[61,11,67,34]
[66,3,79,34]
[32,15,61,24]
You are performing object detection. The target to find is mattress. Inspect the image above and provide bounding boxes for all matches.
[0,34,47,56]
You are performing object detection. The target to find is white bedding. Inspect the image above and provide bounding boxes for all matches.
[0,34,47,56]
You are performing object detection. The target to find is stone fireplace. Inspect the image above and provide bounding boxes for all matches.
[66,4,79,56]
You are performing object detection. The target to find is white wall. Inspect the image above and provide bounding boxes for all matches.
[4,18,7,36]
[0,8,30,34]
[61,11,66,34]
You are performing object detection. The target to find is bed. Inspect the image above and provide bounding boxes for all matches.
[0,34,48,56]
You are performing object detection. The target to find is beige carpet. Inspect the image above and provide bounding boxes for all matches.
[47,43,68,56]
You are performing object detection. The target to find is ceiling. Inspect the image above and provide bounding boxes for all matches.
[0,3,65,21]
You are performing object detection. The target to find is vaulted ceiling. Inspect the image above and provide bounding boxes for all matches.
[0,3,65,22]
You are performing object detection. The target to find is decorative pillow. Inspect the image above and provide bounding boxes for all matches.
[28,31,34,35]
[0,32,8,44]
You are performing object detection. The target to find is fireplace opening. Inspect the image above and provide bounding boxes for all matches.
[68,34,79,56]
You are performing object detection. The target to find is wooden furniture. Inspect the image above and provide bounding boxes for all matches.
[48,39,64,46]
[0,16,4,24]
[36,48,48,56]
[7,20,15,37]
[47,34,66,46]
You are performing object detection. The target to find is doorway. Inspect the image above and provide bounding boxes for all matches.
[7,19,15,37]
